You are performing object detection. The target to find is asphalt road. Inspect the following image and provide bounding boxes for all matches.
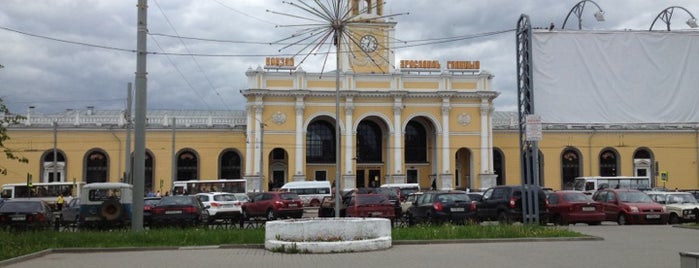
[4,222,698,268]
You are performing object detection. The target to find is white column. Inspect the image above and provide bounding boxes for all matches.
[393,100,403,177]
[295,97,304,179]
[245,106,253,175]
[441,102,451,174]
[480,101,489,174]
[344,98,354,175]
[488,106,494,172]
[255,105,263,175]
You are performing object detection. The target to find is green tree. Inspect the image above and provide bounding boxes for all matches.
[0,97,28,175]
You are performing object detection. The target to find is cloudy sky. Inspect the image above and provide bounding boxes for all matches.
[1,0,698,115]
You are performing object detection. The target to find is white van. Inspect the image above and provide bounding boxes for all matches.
[280,181,331,207]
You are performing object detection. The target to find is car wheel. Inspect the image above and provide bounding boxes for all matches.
[669,214,680,225]
[266,209,276,221]
[498,211,511,224]
[617,213,629,225]
[310,199,321,207]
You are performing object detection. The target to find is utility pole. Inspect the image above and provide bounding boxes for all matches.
[53,121,58,182]
[125,83,133,184]
[132,0,148,231]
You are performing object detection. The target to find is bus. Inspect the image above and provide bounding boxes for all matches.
[172,179,247,195]
[280,181,332,207]
[573,176,652,195]
[1,181,84,210]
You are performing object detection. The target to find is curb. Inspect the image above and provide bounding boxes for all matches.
[0,235,602,267]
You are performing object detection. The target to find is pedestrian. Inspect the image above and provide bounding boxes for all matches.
[56,194,64,210]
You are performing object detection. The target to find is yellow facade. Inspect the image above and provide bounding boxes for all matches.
[2,0,697,193]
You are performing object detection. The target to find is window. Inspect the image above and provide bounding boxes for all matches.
[405,121,427,163]
[561,148,581,190]
[356,121,382,163]
[306,121,336,163]
[220,150,242,179]
[315,170,327,181]
[599,149,618,176]
[406,170,418,184]
[177,150,198,181]
[85,150,108,183]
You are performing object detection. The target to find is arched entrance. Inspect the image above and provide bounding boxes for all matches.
[268,148,289,190]
[454,148,473,190]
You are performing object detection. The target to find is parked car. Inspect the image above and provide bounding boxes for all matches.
[60,197,81,225]
[344,193,396,220]
[467,192,484,202]
[355,187,402,217]
[241,191,304,221]
[592,189,668,225]
[476,185,548,224]
[195,192,245,223]
[400,192,423,217]
[79,183,133,229]
[380,183,421,202]
[143,197,161,226]
[0,200,54,230]
[646,191,699,224]
[150,195,210,228]
[406,191,477,225]
[546,191,604,225]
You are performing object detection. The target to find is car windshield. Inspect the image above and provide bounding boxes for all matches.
[214,194,237,202]
[563,192,593,202]
[436,193,471,204]
[618,191,652,203]
[0,201,43,213]
[665,194,698,204]
[159,196,195,206]
[234,193,250,202]
[354,194,389,205]
[279,193,300,200]
[144,198,161,206]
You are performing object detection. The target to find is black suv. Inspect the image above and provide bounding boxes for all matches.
[476,185,548,224]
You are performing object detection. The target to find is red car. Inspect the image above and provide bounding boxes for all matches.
[345,193,396,220]
[546,191,604,225]
[592,189,668,225]
[241,191,304,221]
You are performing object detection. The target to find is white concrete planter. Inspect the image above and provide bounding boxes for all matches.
[265,218,392,253]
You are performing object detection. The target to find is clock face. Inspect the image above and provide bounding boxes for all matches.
[359,34,378,53]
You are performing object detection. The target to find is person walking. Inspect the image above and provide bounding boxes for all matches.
[56,194,64,210]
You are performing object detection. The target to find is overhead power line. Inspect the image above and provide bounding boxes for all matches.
[0,24,514,57]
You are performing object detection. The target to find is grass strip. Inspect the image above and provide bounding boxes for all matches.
[0,224,581,261]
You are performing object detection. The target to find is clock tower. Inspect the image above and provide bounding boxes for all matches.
[346,0,396,74]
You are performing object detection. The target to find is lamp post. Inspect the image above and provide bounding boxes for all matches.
[562,0,605,30]
[649,6,698,31]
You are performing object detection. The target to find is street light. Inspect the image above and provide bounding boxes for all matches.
[649,6,699,31]
[562,0,605,30]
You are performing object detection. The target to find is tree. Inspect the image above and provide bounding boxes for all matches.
[0,97,28,175]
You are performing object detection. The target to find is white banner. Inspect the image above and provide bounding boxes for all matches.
[532,30,699,124]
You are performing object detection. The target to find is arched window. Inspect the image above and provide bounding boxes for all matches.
[85,150,108,183]
[220,150,242,179]
[356,121,382,163]
[144,151,154,190]
[599,148,618,176]
[405,121,427,163]
[42,150,66,183]
[306,120,336,163]
[561,148,581,189]
[130,150,154,190]
[177,150,198,181]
